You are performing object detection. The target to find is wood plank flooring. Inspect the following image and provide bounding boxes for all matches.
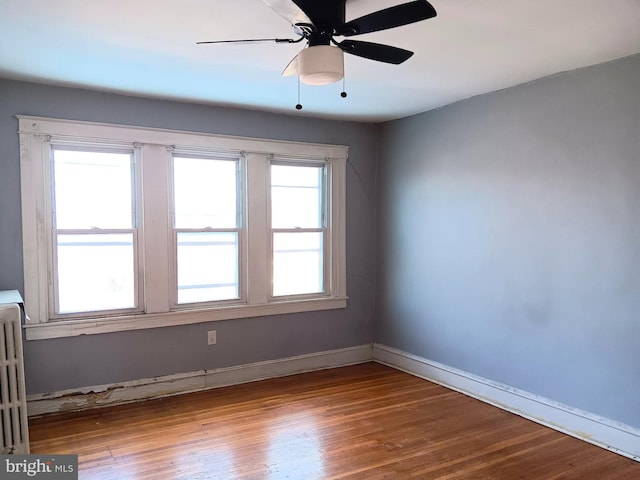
[29,362,640,479]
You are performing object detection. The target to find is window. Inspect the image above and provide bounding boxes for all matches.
[271,162,326,297]
[51,147,139,316]
[172,154,241,305]
[19,117,347,340]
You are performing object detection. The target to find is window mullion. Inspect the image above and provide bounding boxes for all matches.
[140,144,172,314]
[330,158,347,298]
[322,164,329,294]
[245,152,269,305]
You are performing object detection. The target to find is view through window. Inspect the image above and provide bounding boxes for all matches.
[52,148,137,314]
[173,155,240,304]
[271,163,325,297]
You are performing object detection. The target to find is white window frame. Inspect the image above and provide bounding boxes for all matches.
[269,158,329,300]
[18,116,347,340]
[169,150,246,308]
[48,143,143,319]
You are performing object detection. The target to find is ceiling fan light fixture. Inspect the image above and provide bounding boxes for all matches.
[298,45,344,85]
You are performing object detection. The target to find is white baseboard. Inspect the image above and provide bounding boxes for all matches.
[27,344,372,417]
[372,343,640,462]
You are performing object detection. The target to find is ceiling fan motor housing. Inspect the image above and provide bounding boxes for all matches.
[298,45,344,85]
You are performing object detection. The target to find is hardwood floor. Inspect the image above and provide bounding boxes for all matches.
[29,362,639,479]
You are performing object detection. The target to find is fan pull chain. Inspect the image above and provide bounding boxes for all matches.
[341,75,347,98]
[296,76,303,110]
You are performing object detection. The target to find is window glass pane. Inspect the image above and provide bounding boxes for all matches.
[271,164,323,229]
[53,149,133,229]
[56,233,135,313]
[273,232,323,296]
[174,157,238,229]
[177,232,239,304]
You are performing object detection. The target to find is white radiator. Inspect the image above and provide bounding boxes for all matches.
[0,304,29,454]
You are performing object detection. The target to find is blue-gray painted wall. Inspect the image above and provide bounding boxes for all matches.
[377,54,640,429]
[0,80,377,394]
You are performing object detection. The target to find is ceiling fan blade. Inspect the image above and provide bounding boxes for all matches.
[197,38,299,45]
[292,0,346,27]
[338,40,413,64]
[336,0,437,37]
[262,0,312,25]
[282,55,299,76]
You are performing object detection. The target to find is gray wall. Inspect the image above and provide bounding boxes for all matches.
[0,80,377,394]
[377,54,640,429]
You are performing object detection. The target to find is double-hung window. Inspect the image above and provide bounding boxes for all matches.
[19,117,347,340]
[172,153,242,305]
[271,161,326,298]
[51,146,140,316]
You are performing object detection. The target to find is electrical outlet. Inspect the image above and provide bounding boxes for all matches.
[207,330,217,345]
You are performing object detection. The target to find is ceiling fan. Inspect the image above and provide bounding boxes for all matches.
[198,0,437,89]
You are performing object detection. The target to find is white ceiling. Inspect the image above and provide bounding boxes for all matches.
[1,0,640,122]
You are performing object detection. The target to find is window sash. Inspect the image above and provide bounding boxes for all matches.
[270,161,326,230]
[50,145,137,230]
[270,229,328,299]
[171,153,243,230]
[171,228,244,308]
[50,228,143,319]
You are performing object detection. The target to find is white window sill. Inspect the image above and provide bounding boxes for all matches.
[24,297,348,340]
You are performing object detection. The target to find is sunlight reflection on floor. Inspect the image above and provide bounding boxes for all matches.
[267,412,324,479]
